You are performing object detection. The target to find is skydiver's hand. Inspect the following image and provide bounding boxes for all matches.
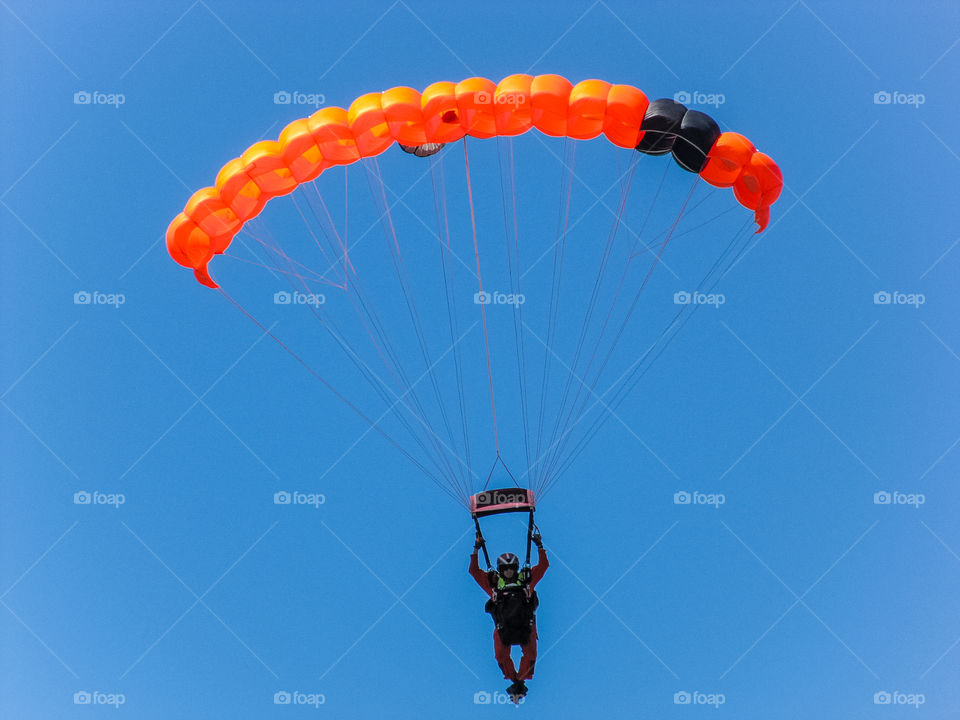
[532,532,542,548]
[474,534,486,550]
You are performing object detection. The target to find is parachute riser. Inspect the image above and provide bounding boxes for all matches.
[474,517,492,570]
[524,511,535,567]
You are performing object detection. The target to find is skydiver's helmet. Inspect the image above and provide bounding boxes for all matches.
[497,553,520,574]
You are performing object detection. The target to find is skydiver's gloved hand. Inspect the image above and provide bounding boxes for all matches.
[532,532,542,548]
[474,533,486,551]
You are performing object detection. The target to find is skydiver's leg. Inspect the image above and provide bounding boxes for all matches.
[494,630,517,681]
[516,623,538,681]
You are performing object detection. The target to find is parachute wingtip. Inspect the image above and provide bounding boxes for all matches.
[754,206,771,234]
[194,264,219,289]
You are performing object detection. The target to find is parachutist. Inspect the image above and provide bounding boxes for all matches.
[470,538,549,689]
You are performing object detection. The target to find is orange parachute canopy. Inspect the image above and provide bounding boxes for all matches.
[166,74,782,288]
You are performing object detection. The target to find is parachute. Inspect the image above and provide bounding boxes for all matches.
[165,74,782,511]
[167,75,781,288]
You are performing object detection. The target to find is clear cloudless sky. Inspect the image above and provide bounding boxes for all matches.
[2,1,959,718]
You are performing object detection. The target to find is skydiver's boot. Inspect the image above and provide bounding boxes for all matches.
[507,680,527,703]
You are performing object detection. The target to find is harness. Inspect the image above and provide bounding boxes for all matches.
[485,568,539,646]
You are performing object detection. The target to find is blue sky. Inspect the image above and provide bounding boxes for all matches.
[2,1,959,718]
